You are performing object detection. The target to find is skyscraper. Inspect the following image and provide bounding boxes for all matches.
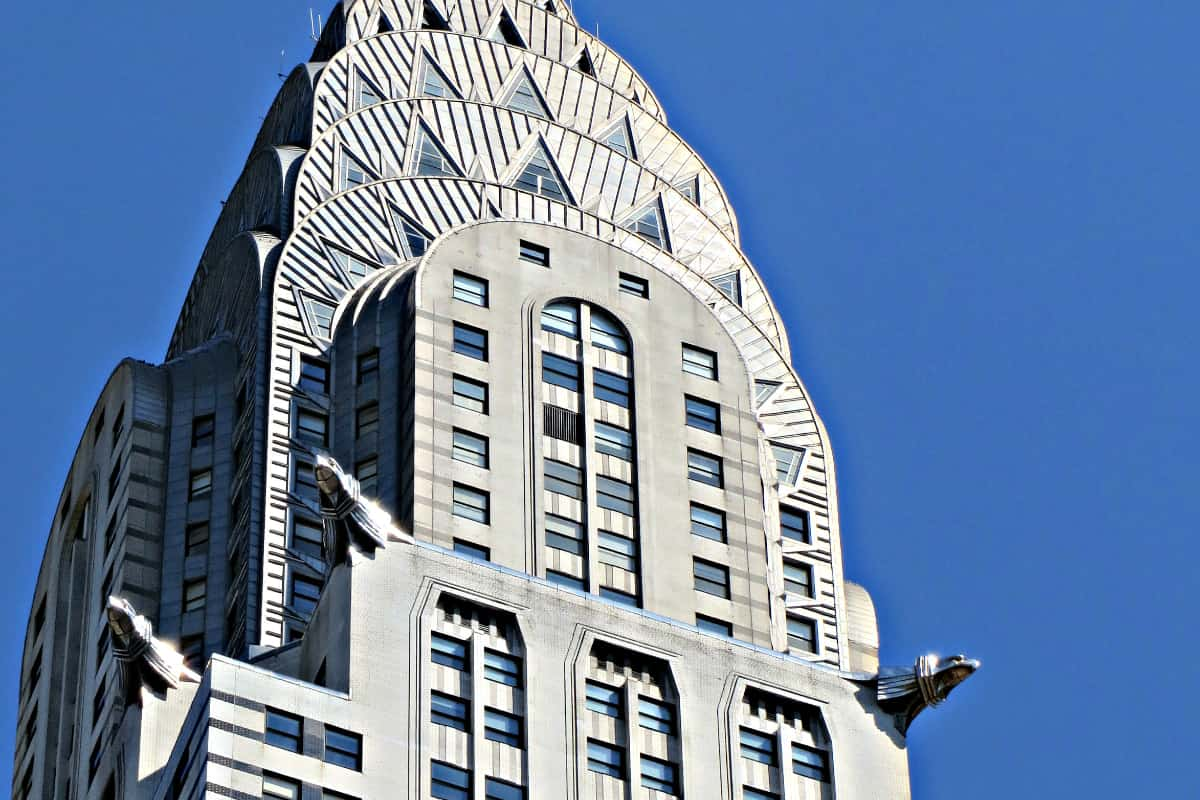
[12,2,977,798]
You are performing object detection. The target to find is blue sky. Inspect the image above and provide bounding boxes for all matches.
[1,1,1196,795]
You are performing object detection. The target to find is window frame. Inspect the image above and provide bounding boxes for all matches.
[689,502,726,543]
[687,448,724,488]
[684,395,721,434]
[452,483,490,524]
[693,557,731,599]
[452,271,489,307]
[681,343,718,379]
[586,738,626,778]
[264,708,303,753]
[452,321,489,361]
[518,240,550,266]
[452,428,489,468]
[451,374,489,414]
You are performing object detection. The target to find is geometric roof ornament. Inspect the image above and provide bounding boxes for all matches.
[410,120,462,177]
[502,67,552,120]
[391,206,433,259]
[598,114,637,160]
[711,271,741,305]
[488,7,527,48]
[418,51,461,99]
[510,139,573,204]
[621,196,671,251]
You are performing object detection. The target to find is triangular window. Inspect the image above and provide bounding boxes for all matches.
[302,296,336,339]
[577,48,595,76]
[771,444,806,487]
[674,175,700,204]
[341,151,375,190]
[421,1,450,30]
[755,381,781,406]
[411,123,461,177]
[711,272,741,305]
[623,199,669,250]
[329,246,379,281]
[543,0,559,15]
[512,142,571,203]
[419,55,460,99]
[392,208,432,258]
[631,90,643,107]
[503,70,550,119]
[356,70,384,109]
[489,9,526,48]
[602,116,637,160]
[377,14,394,33]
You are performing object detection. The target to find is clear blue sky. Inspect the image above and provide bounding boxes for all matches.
[1,1,1195,795]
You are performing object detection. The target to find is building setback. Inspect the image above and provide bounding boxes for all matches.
[12,1,977,798]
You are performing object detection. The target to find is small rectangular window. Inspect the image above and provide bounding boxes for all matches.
[188,468,212,500]
[452,429,489,467]
[594,422,633,460]
[484,777,525,800]
[356,402,380,437]
[690,503,726,542]
[431,761,471,800]
[618,272,649,298]
[185,522,210,557]
[263,773,302,800]
[784,560,814,597]
[696,614,733,637]
[452,271,488,307]
[547,569,586,591]
[452,483,490,524]
[431,633,468,670]
[265,709,303,752]
[585,681,623,718]
[356,457,378,495]
[357,350,379,385]
[597,530,637,571]
[685,395,721,434]
[484,650,522,687]
[518,240,550,266]
[484,707,523,747]
[693,558,730,599]
[593,369,631,407]
[289,573,323,614]
[324,725,362,770]
[595,475,635,516]
[542,352,581,391]
[637,697,674,734]
[682,344,718,379]
[787,615,818,653]
[545,512,584,555]
[452,375,488,414]
[586,739,625,778]
[743,787,780,800]
[296,408,329,446]
[290,517,324,560]
[299,356,330,394]
[740,727,777,765]
[543,460,583,500]
[453,539,490,561]
[599,586,639,606]
[431,691,469,730]
[780,506,810,544]
[792,743,830,781]
[453,322,489,361]
[191,414,215,448]
[687,449,724,488]
[183,578,206,613]
[640,755,678,795]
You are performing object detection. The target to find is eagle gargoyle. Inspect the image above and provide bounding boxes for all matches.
[315,453,410,567]
[876,653,980,734]
[106,596,201,705]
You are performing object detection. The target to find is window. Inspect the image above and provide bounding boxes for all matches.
[296,408,329,446]
[95,625,109,669]
[740,728,777,765]
[772,444,805,486]
[604,117,637,159]
[712,271,742,304]
[299,356,329,394]
[792,743,830,781]
[453,539,490,561]
[111,405,125,446]
[191,414,215,448]
[541,301,579,338]
[188,469,212,500]
[431,691,468,730]
[324,726,362,770]
[262,774,301,800]
[452,375,488,414]
[637,697,674,734]
[356,403,380,437]
[89,738,104,782]
[265,709,302,752]
[693,558,730,598]
[452,429,489,467]
[586,739,625,778]
[305,297,336,338]
[183,579,206,613]
[545,513,584,555]
[623,202,668,249]
[452,271,488,306]
[431,761,470,800]
[94,411,105,443]
[597,531,637,571]
[485,777,525,800]
[291,517,324,560]
[357,350,379,385]
[687,449,723,488]
[294,458,319,502]
[690,503,726,542]
[594,422,632,460]
[421,59,458,98]
[108,457,123,502]
[590,311,628,354]
[484,708,523,747]
[512,144,568,200]
[640,756,678,795]
[484,650,521,687]
[787,615,818,653]
[414,125,459,176]
[519,240,549,266]
[431,633,468,670]
[784,561,814,598]
[357,73,381,108]
[356,457,378,495]
[543,460,583,499]
[755,380,781,406]
[452,483,490,524]
[542,353,580,391]
[743,788,780,800]
[585,681,622,718]
[289,573,323,614]
[780,507,810,544]
[685,396,721,433]
[682,344,717,379]
[421,1,451,31]
[675,175,701,204]
[185,522,210,557]
[92,676,106,724]
[491,9,528,48]
[696,614,732,637]
[453,322,488,361]
[547,569,586,591]
[593,369,630,407]
[342,153,368,188]
[618,272,649,298]
[599,586,638,606]
[595,475,635,516]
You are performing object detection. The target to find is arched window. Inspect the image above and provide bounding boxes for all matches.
[590,310,629,354]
